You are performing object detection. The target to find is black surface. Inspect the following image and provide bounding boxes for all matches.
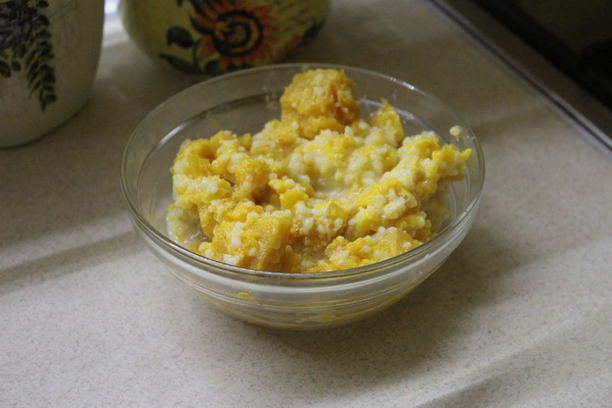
[471,0,612,110]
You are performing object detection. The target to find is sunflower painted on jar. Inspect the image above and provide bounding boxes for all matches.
[120,0,330,76]
[195,0,276,69]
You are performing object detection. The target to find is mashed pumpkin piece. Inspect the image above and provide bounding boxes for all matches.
[167,69,471,273]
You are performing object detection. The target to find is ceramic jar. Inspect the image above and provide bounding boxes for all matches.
[120,0,330,76]
[0,0,104,147]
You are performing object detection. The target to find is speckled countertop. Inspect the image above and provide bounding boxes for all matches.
[2,1,611,407]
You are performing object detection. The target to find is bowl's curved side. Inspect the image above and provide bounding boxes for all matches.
[120,63,485,328]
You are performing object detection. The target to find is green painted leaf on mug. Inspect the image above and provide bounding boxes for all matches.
[37,14,49,26]
[0,61,11,78]
[14,43,26,58]
[205,60,223,76]
[185,0,205,16]
[167,26,194,48]
[2,0,58,111]
[159,54,202,74]
[189,15,212,36]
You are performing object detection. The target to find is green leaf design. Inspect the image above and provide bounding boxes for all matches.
[42,93,56,104]
[167,26,194,48]
[159,54,203,74]
[39,44,52,57]
[5,0,58,111]
[205,60,223,76]
[0,61,11,78]
[189,15,212,35]
[34,31,51,41]
[31,78,43,93]
[14,43,26,58]
[27,60,40,80]
[37,14,50,26]
[302,20,325,46]
[25,50,36,66]
[185,0,205,16]
[43,69,55,83]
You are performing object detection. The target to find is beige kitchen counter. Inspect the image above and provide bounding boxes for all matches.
[1,1,611,406]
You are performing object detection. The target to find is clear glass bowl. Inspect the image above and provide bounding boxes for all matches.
[120,63,485,330]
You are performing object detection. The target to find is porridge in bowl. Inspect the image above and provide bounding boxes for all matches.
[167,69,471,272]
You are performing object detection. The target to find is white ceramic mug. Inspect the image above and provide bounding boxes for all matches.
[0,0,104,147]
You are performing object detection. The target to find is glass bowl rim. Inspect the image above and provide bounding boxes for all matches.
[120,62,485,281]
